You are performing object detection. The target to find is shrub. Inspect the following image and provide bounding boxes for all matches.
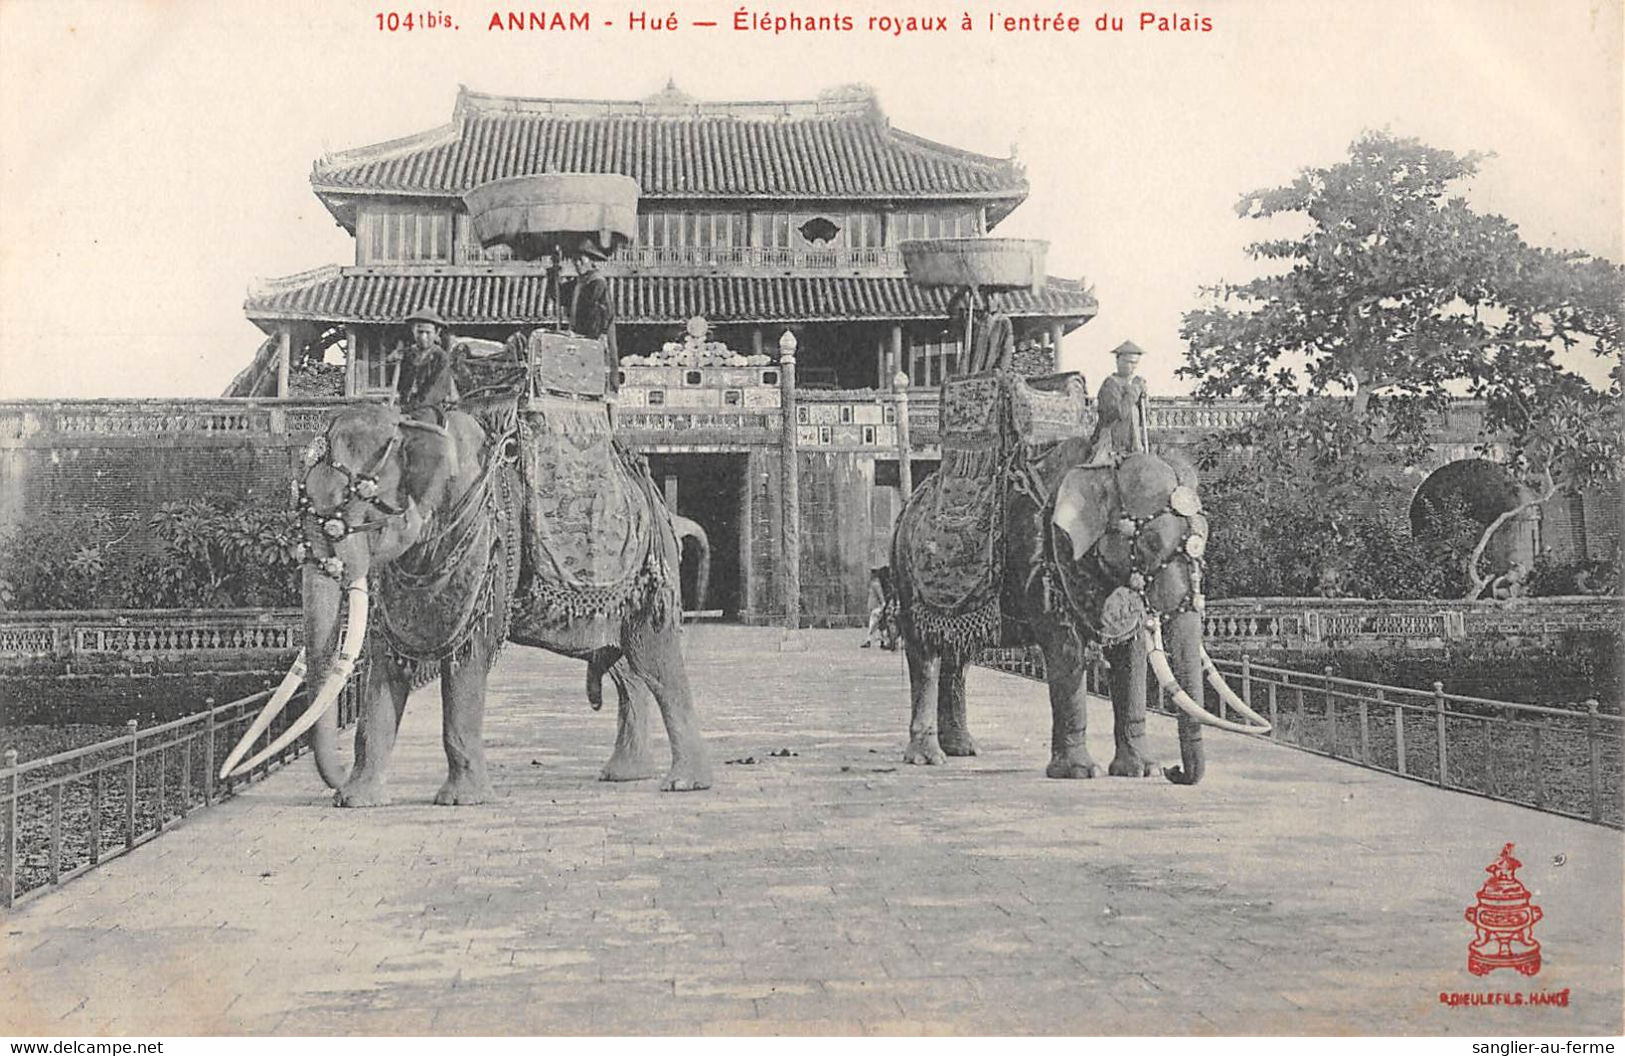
[1201,484,1477,600]
[1528,549,1622,598]
[0,497,300,611]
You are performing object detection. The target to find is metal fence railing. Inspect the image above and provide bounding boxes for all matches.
[976,648,1622,829]
[1,662,366,909]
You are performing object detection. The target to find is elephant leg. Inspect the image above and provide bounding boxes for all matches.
[600,660,660,782]
[335,653,411,808]
[903,634,947,766]
[623,623,712,791]
[1037,630,1101,779]
[1105,632,1156,778]
[936,657,978,756]
[434,634,497,805]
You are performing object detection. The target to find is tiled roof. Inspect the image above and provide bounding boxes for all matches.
[244,268,1097,328]
[312,85,1027,206]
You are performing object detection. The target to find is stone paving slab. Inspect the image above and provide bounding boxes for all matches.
[2,626,1620,1035]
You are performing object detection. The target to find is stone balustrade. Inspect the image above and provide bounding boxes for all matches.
[1204,596,1620,652]
[0,609,301,674]
[0,397,382,446]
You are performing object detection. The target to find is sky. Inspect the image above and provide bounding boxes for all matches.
[0,0,1619,399]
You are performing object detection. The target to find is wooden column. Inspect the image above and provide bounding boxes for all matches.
[275,326,292,398]
[343,326,359,396]
[1050,320,1065,371]
[738,450,755,619]
[888,324,904,391]
[894,372,913,498]
[779,331,801,628]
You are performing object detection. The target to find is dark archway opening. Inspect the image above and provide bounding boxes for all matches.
[645,453,747,619]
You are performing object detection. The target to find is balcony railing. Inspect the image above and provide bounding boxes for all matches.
[614,245,904,272]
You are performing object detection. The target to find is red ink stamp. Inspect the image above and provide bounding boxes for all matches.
[1464,843,1543,977]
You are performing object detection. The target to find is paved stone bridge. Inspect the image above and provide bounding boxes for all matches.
[2,627,1620,1035]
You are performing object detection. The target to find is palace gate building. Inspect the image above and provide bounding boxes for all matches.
[4,86,1606,631]
[234,84,1101,624]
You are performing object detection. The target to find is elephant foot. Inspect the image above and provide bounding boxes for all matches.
[660,763,713,792]
[600,753,659,782]
[433,774,495,805]
[1163,765,1200,786]
[334,779,392,808]
[1108,751,1157,778]
[904,737,947,766]
[1045,752,1104,779]
[938,730,979,757]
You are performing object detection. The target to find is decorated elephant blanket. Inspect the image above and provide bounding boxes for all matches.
[509,395,676,645]
[896,371,1092,658]
[375,454,522,684]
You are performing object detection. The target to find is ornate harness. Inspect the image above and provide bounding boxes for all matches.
[1009,449,1209,648]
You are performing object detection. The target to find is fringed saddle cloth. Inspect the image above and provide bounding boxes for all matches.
[508,395,676,647]
[375,450,522,686]
[898,371,1092,659]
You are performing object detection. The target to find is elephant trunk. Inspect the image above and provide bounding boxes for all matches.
[308,571,354,786]
[691,535,711,615]
[225,564,369,781]
[306,563,351,788]
[1158,611,1205,786]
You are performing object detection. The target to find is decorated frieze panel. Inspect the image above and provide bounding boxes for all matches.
[282,410,337,435]
[619,386,781,412]
[620,365,782,391]
[617,411,780,436]
[795,423,898,449]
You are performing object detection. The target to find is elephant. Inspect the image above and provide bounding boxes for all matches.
[669,513,712,614]
[217,401,712,805]
[891,441,1269,784]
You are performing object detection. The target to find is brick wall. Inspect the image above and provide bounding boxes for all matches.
[0,399,373,548]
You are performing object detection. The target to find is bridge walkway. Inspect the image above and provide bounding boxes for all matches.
[2,626,1619,1035]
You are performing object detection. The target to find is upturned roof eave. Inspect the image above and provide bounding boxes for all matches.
[243,276,1097,330]
[310,181,1030,203]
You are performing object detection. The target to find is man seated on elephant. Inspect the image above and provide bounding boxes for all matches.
[388,306,461,421]
[1085,340,1150,464]
[565,244,619,394]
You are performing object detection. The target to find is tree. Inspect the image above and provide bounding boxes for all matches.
[1181,131,1623,597]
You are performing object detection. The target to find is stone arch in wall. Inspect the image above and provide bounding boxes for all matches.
[1409,458,1539,579]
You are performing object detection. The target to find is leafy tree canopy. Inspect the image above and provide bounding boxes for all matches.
[1181,131,1623,598]
[1180,130,1622,424]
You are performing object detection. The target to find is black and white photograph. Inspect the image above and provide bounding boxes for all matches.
[0,0,1620,1041]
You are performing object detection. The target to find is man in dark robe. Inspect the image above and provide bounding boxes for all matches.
[1085,340,1149,464]
[568,252,619,393]
[949,289,1015,376]
[389,306,460,420]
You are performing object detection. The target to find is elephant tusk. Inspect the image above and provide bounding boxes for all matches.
[227,587,369,778]
[1199,647,1274,729]
[217,649,307,779]
[1143,625,1272,735]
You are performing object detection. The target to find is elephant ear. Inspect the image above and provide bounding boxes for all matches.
[1115,453,1181,519]
[1051,467,1115,562]
[397,420,458,509]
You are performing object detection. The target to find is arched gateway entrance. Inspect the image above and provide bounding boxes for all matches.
[1409,458,1539,579]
